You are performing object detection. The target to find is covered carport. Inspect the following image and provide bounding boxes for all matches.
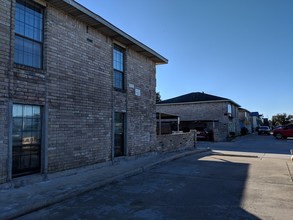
[156,112,180,135]
[179,120,219,141]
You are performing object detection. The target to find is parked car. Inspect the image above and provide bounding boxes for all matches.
[196,128,213,141]
[273,124,293,139]
[258,126,271,135]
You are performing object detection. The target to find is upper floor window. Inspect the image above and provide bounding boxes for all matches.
[227,104,232,117]
[244,112,248,118]
[227,104,232,113]
[14,0,43,68]
[113,45,124,90]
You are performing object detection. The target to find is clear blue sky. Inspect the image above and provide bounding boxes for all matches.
[76,0,293,119]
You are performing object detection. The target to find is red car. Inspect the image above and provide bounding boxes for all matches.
[273,124,293,139]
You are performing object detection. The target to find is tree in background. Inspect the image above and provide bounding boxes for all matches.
[156,92,162,103]
[272,113,293,126]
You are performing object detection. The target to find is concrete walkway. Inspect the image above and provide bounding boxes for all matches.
[0,148,210,220]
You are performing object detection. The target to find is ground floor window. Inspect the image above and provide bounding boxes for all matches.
[114,112,125,157]
[12,104,42,177]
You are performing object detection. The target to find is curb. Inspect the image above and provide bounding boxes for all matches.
[2,168,144,220]
[211,152,259,158]
[2,148,211,220]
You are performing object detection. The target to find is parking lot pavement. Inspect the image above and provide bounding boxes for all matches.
[17,150,293,220]
[0,148,210,220]
[207,152,293,219]
[197,133,293,155]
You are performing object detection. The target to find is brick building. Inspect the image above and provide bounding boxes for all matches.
[250,112,264,132]
[156,92,241,141]
[238,108,252,134]
[0,0,167,183]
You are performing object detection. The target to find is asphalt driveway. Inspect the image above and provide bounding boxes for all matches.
[199,133,293,155]
[17,139,293,220]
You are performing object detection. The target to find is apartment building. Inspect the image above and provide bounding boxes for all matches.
[0,0,167,183]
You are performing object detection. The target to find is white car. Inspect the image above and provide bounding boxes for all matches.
[258,126,271,135]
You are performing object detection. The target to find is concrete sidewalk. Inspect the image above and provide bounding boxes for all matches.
[0,148,210,220]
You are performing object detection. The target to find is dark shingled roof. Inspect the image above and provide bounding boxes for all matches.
[158,92,236,105]
[250,112,262,117]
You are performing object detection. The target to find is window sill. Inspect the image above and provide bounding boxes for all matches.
[114,87,126,93]
[13,63,45,73]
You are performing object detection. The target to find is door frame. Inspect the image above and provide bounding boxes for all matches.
[8,103,47,179]
[113,111,127,158]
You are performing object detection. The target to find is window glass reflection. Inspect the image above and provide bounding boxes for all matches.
[13,104,23,117]
[12,104,41,146]
[113,47,124,71]
[12,132,22,145]
[14,0,43,68]
[114,71,123,89]
[13,118,23,132]
[23,105,33,117]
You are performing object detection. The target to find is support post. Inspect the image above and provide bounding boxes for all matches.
[192,130,197,148]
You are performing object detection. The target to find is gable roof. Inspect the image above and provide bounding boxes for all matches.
[45,0,168,64]
[239,107,251,113]
[157,92,240,107]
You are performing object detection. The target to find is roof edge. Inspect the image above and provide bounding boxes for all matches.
[60,0,168,64]
[157,99,241,107]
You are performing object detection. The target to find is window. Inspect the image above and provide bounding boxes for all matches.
[227,104,232,114]
[113,45,124,90]
[227,104,233,118]
[14,0,43,68]
[12,104,42,177]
